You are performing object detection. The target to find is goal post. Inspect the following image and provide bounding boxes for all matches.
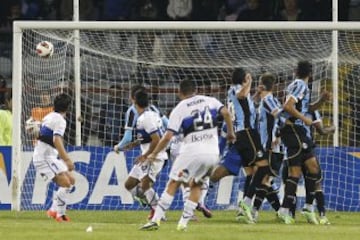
[11,21,360,211]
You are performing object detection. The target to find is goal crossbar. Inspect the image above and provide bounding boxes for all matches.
[13,21,360,31]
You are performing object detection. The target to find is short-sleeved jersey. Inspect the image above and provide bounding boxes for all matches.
[258,93,282,150]
[304,110,322,139]
[124,104,163,130]
[284,79,311,126]
[227,84,256,132]
[38,112,66,148]
[167,95,224,155]
[135,110,167,160]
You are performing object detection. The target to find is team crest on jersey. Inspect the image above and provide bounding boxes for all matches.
[137,133,143,140]
[257,151,264,158]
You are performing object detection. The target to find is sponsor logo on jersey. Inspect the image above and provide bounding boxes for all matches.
[191,132,214,142]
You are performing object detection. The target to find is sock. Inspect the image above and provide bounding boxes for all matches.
[130,185,143,198]
[304,178,315,208]
[49,190,58,212]
[253,184,268,211]
[152,192,174,222]
[315,190,326,217]
[266,186,280,212]
[144,188,159,209]
[245,166,269,199]
[199,177,209,206]
[181,186,190,203]
[290,194,297,218]
[178,200,198,226]
[55,187,71,217]
[282,177,299,209]
[243,175,252,199]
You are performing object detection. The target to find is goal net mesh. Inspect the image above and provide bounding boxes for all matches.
[18,27,360,211]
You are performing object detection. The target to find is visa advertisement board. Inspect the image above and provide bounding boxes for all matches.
[0,146,359,211]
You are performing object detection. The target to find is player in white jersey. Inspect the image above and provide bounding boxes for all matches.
[114,85,168,219]
[168,132,212,219]
[140,79,235,231]
[32,93,74,222]
[123,89,168,218]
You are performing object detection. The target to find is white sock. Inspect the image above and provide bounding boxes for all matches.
[181,186,190,203]
[152,192,174,222]
[178,200,198,226]
[130,185,143,198]
[49,190,58,212]
[279,207,289,215]
[144,188,159,209]
[55,187,71,217]
[304,203,314,212]
[199,178,209,206]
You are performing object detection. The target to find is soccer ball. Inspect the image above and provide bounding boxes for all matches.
[36,41,54,57]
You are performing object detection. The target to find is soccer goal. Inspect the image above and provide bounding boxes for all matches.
[9,21,360,212]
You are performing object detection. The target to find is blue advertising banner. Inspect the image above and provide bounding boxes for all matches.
[0,146,11,209]
[1,146,359,211]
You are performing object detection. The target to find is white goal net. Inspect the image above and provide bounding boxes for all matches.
[11,22,360,212]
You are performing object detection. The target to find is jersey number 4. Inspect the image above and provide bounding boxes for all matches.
[191,106,214,131]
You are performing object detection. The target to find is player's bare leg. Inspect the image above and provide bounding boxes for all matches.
[51,172,75,222]
[140,176,159,220]
[140,179,181,230]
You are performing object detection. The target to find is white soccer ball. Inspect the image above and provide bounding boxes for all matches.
[36,41,54,57]
[86,226,93,232]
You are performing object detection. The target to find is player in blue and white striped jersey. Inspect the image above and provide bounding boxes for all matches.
[114,85,168,152]
[301,110,334,225]
[141,80,235,231]
[227,68,270,223]
[251,72,284,221]
[278,60,331,224]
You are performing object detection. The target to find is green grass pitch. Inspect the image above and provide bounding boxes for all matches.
[0,210,359,240]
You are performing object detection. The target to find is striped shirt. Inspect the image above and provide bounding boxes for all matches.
[258,93,282,150]
[284,79,310,127]
[227,84,256,132]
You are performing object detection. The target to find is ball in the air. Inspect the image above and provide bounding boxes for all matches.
[36,41,54,57]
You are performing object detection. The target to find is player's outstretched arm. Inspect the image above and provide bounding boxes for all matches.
[309,90,332,112]
[54,135,74,171]
[236,73,252,99]
[114,129,133,153]
[220,107,235,143]
[136,133,161,164]
[148,130,174,161]
[313,121,336,135]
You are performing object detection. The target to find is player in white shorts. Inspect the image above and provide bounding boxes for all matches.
[32,93,74,222]
[140,79,235,231]
[168,133,212,219]
[122,89,167,218]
